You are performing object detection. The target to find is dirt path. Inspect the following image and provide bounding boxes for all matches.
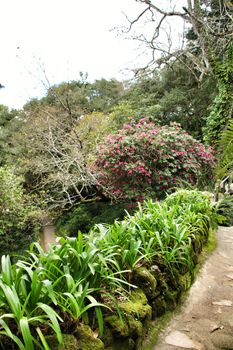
[40,224,57,251]
[154,226,233,350]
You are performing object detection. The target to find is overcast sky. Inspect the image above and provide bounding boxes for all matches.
[0,0,140,108]
[0,0,185,109]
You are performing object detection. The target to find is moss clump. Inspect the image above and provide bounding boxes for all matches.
[45,334,78,350]
[101,324,136,350]
[149,265,169,292]
[105,338,135,350]
[105,315,129,338]
[75,324,104,350]
[163,289,178,311]
[133,267,158,299]
[120,289,152,321]
[104,290,151,349]
[127,316,143,338]
[100,326,112,347]
[152,297,167,317]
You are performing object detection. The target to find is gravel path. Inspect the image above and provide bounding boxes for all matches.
[154,226,233,350]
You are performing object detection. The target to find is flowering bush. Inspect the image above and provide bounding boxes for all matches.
[95,118,215,202]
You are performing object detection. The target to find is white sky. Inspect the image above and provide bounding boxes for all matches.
[0,0,185,109]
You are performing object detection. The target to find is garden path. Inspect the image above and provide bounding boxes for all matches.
[40,216,57,250]
[154,226,233,350]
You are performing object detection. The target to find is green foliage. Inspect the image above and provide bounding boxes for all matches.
[204,45,233,145]
[42,77,124,114]
[0,105,22,166]
[122,64,217,140]
[0,255,63,350]
[13,78,125,211]
[0,167,38,256]
[214,195,233,226]
[56,202,128,236]
[216,118,233,179]
[107,102,136,132]
[0,189,218,349]
[95,118,215,202]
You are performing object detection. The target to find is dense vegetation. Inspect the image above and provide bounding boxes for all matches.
[0,190,223,349]
[0,0,232,348]
[0,167,39,255]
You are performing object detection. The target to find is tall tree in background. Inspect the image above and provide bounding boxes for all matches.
[125,0,232,143]
[13,78,125,211]
[42,77,124,114]
[122,62,217,139]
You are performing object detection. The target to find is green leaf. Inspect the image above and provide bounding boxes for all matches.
[20,317,34,350]
[36,303,63,344]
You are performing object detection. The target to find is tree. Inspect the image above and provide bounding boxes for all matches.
[14,103,98,210]
[125,0,232,81]
[122,62,217,139]
[0,167,38,255]
[123,1,232,144]
[42,77,125,114]
[13,77,123,211]
[0,105,22,165]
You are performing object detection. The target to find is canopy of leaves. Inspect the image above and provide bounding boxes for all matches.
[0,105,22,166]
[122,63,217,139]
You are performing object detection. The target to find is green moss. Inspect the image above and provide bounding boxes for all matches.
[152,297,167,317]
[133,267,157,299]
[164,289,179,310]
[105,315,129,338]
[105,338,135,350]
[101,326,135,350]
[178,272,192,291]
[127,316,143,337]
[204,228,217,255]
[45,334,78,350]
[141,311,175,350]
[75,324,104,350]
[120,289,152,321]
[149,265,168,292]
[100,326,113,347]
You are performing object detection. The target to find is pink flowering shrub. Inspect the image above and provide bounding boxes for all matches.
[95,118,215,202]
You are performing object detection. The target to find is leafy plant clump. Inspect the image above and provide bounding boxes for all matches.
[95,118,215,202]
[214,195,233,226]
[0,190,220,349]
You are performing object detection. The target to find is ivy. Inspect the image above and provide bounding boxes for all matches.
[204,44,233,145]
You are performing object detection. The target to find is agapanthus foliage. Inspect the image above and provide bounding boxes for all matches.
[95,118,215,202]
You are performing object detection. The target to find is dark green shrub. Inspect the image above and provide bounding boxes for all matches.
[0,167,39,256]
[56,201,129,236]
